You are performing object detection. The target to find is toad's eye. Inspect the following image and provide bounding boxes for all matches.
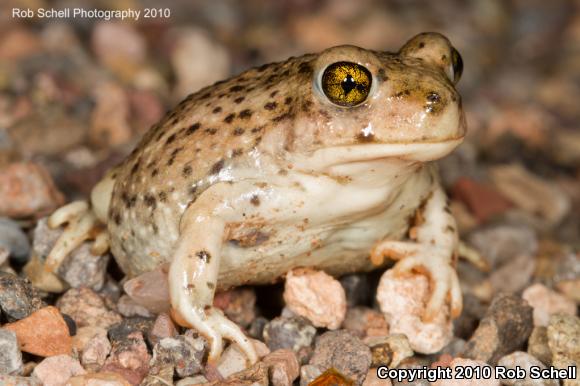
[321,62,372,107]
[450,47,463,84]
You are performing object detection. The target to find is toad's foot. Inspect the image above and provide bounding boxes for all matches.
[172,302,257,365]
[45,201,109,273]
[372,240,461,321]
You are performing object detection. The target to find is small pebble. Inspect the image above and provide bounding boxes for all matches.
[150,335,206,378]
[108,317,155,343]
[90,81,132,147]
[101,331,151,385]
[366,334,413,368]
[340,273,372,307]
[283,268,347,330]
[489,254,535,294]
[67,372,131,386]
[467,224,537,268]
[31,355,86,386]
[489,163,571,226]
[171,27,230,100]
[0,374,41,385]
[452,177,512,222]
[148,312,178,346]
[377,270,453,354]
[72,326,107,353]
[0,328,23,375]
[462,293,533,365]
[216,343,249,378]
[214,361,269,386]
[0,217,30,261]
[300,364,323,386]
[497,351,558,386]
[117,294,154,318]
[4,306,72,357]
[0,271,44,322]
[57,287,122,329]
[310,330,372,385]
[123,264,171,314]
[81,329,111,372]
[546,314,580,386]
[263,315,317,352]
[363,368,392,386]
[175,375,208,386]
[57,242,109,292]
[213,287,256,328]
[0,162,64,218]
[263,349,300,386]
[342,306,389,340]
[521,283,576,326]
[527,326,551,366]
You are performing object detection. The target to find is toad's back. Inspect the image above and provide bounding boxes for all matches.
[107,54,317,275]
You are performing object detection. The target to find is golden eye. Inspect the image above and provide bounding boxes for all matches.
[321,62,372,107]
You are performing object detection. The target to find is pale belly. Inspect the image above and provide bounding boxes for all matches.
[111,161,434,286]
[217,172,431,289]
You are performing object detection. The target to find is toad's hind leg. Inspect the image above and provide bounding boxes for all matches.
[44,171,115,275]
[169,184,257,365]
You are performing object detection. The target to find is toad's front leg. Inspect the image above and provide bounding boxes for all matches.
[169,183,257,365]
[371,179,462,321]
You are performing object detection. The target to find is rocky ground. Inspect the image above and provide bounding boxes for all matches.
[0,0,578,385]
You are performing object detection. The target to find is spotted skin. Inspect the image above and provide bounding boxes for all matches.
[46,33,468,365]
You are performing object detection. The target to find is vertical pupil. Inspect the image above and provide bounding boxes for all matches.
[341,74,356,94]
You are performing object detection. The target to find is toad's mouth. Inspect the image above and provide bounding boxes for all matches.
[294,137,464,171]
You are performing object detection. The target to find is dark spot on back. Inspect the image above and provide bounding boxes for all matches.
[113,212,121,225]
[257,63,269,72]
[186,123,201,135]
[298,62,312,74]
[165,133,177,145]
[272,112,294,122]
[234,96,245,104]
[210,159,225,175]
[270,90,279,98]
[144,194,157,209]
[284,96,292,105]
[131,162,139,175]
[212,107,222,114]
[230,85,244,92]
[205,128,217,135]
[224,113,235,123]
[232,148,243,157]
[151,168,158,177]
[419,42,425,48]
[159,191,167,202]
[264,102,277,111]
[182,164,193,177]
[233,127,245,136]
[239,109,252,119]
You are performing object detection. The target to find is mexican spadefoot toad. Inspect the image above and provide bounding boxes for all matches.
[44,32,466,364]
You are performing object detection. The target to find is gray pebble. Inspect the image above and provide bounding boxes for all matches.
[309,330,372,386]
[0,217,30,262]
[0,272,44,322]
[263,316,316,352]
[0,329,23,375]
